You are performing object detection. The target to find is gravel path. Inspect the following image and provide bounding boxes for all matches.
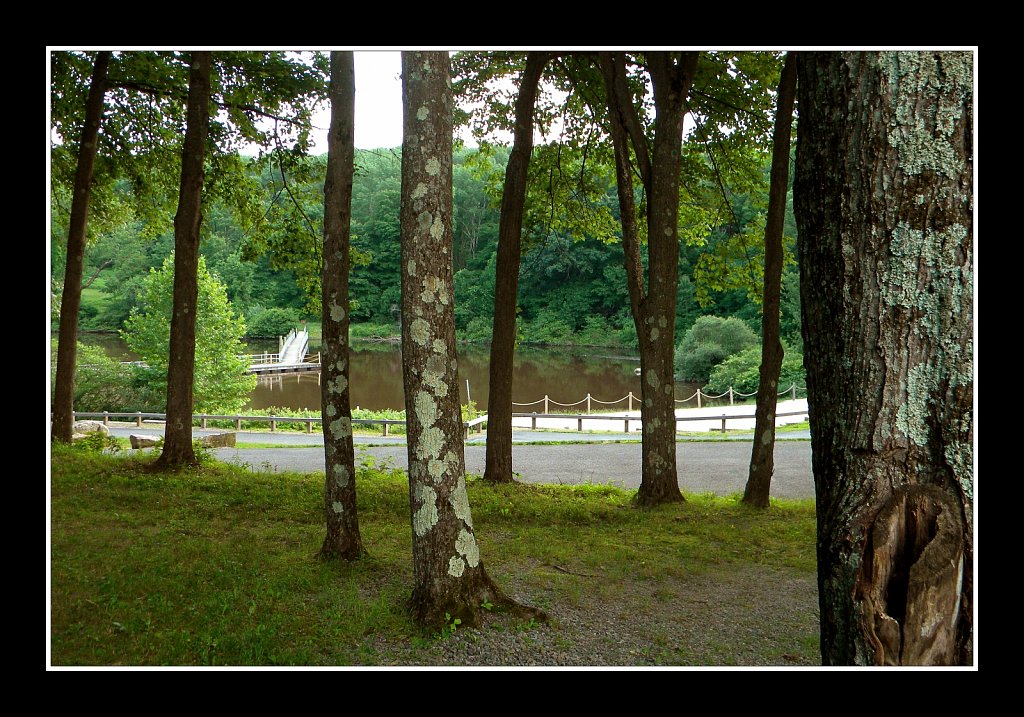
[214,441,814,500]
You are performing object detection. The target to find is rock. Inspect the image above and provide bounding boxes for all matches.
[201,432,236,448]
[129,434,161,449]
[72,420,109,436]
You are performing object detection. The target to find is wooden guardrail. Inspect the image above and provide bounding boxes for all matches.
[71,405,807,440]
[72,411,411,436]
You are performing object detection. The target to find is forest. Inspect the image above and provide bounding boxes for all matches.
[51,137,803,352]
[48,50,974,668]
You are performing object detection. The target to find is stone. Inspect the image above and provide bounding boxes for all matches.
[72,420,109,436]
[129,434,161,449]
[201,432,236,448]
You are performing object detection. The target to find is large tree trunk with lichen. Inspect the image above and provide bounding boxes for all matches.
[155,51,212,470]
[318,51,364,560]
[600,51,697,506]
[794,51,973,665]
[483,51,548,484]
[399,51,544,629]
[52,51,109,443]
[743,52,796,508]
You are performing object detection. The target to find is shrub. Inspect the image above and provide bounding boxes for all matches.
[51,341,165,413]
[522,310,574,346]
[458,316,493,343]
[675,315,758,382]
[705,343,807,396]
[246,307,301,338]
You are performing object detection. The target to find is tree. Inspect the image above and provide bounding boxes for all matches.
[483,51,550,483]
[318,51,364,561]
[600,51,698,506]
[155,51,213,468]
[51,51,110,443]
[399,51,543,628]
[743,52,797,508]
[794,51,973,665]
[122,253,255,414]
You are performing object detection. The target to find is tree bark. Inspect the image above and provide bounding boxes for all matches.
[51,51,109,443]
[400,51,544,629]
[483,52,548,483]
[600,51,697,506]
[743,53,797,508]
[318,51,364,560]
[155,51,212,469]
[794,51,973,665]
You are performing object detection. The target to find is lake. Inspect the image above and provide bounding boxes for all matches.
[78,333,706,412]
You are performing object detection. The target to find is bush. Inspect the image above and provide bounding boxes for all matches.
[705,344,807,396]
[246,307,301,338]
[522,310,574,346]
[458,316,493,343]
[51,341,165,413]
[675,315,758,382]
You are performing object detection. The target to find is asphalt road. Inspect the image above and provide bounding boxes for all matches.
[108,424,815,500]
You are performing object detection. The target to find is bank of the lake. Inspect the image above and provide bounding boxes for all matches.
[77,332,707,413]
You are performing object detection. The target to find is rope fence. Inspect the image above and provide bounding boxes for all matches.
[510,384,807,414]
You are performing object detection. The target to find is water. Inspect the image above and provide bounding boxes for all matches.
[250,341,652,412]
[78,333,705,412]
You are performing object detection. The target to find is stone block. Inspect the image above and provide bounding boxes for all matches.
[201,432,236,448]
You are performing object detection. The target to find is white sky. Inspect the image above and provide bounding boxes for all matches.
[337,51,404,151]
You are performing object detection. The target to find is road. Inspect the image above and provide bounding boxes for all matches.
[107,424,815,500]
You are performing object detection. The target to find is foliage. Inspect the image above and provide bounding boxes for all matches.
[50,340,164,413]
[121,254,256,413]
[245,307,301,338]
[675,315,759,382]
[705,343,807,396]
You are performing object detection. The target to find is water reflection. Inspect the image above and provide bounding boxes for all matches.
[72,333,707,413]
[248,342,704,412]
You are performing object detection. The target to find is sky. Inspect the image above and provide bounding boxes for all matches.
[330,51,404,152]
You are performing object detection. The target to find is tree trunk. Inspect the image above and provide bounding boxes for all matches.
[155,51,212,469]
[318,51,364,560]
[483,52,548,484]
[600,51,697,506]
[400,51,544,630]
[51,51,109,443]
[794,51,973,665]
[743,52,797,508]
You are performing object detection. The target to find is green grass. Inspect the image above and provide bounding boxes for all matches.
[50,442,817,666]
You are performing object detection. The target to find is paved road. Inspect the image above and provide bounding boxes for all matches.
[108,424,815,500]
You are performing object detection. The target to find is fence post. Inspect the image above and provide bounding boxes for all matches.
[235,417,242,430]
[586,393,591,414]
[697,390,702,409]
[270,415,277,432]
[544,395,549,414]
[136,412,143,427]
[201,416,208,429]
[624,417,629,433]
[729,387,734,405]
[306,419,312,434]
[791,383,797,400]
[577,416,583,432]
[628,391,633,412]
[720,415,727,433]
[102,411,109,427]
[383,422,389,437]
[531,412,537,430]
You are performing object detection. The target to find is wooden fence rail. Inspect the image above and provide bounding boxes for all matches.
[71,406,808,439]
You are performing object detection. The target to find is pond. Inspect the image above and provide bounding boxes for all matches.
[77,333,705,413]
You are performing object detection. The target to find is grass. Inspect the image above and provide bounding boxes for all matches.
[49,442,818,666]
